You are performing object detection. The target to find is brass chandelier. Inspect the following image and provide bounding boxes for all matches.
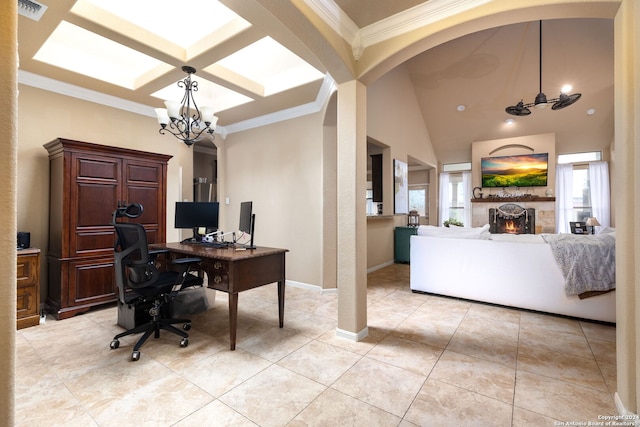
[155,66,218,146]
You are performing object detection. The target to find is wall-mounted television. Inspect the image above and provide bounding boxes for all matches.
[481,153,549,188]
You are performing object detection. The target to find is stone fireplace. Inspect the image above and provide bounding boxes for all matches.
[472,196,556,233]
[489,203,535,234]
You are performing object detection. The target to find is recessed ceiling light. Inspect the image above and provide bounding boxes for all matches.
[587,108,596,115]
[561,84,573,93]
[456,105,465,112]
[505,118,515,125]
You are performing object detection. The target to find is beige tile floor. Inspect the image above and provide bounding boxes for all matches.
[15,264,617,426]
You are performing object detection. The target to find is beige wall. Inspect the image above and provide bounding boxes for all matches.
[365,63,438,269]
[16,84,198,301]
[221,112,324,287]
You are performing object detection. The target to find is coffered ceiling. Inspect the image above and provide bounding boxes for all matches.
[17,0,614,163]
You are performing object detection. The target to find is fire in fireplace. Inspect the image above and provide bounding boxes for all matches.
[489,203,535,234]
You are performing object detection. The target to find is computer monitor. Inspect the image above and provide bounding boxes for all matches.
[175,202,219,239]
[239,201,255,249]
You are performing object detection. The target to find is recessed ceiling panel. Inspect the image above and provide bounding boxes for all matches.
[151,74,254,113]
[210,37,324,96]
[73,0,242,48]
[33,21,168,89]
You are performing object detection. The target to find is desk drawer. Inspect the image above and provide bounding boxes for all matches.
[207,272,229,291]
[206,259,228,273]
[201,257,229,289]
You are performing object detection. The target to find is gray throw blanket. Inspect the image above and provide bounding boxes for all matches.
[541,233,616,297]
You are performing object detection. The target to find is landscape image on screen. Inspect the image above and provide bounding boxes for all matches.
[481,153,549,188]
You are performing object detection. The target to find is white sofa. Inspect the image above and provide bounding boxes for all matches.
[409,227,616,323]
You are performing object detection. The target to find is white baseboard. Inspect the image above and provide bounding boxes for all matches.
[367,260,395,274]
[285,280,337,294]
[614,393,640,426]
[336,326,369,342]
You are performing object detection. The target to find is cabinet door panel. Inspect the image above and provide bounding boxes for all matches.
[76,183,119,227]
[68,258,115,304]
[70,153,122,258]
[123,159,166,243]
[127,185,160,225]
[126,162,162,183]
[75,227,115,256]
[77,157,119,180]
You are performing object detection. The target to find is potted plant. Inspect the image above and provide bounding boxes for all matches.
[443,218,464,227]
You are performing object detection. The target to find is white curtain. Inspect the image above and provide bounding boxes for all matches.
[589,161,610,229]
[555,164,574,233]
[462,171,472,227]
[439,172,450,226]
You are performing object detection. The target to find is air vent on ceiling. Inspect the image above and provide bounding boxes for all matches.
[18,0,48,21]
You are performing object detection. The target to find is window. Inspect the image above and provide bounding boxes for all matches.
[558,151,602,164]
[447,172,465,224]
[439,170,471,226]
[408,184,428,217]
[571,165,592,222]
[443,162,471,172]
[558,151,601,222]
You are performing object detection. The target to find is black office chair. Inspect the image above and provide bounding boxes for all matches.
[109,203,203,361]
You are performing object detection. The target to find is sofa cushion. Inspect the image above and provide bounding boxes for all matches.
[417,224,491,239]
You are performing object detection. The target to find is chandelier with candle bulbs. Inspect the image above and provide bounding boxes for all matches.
[155,66,218,146]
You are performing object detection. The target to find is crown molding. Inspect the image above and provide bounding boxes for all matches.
[19,70,337,140]
[222,74,337,135]
[304,0,360,43]
[18,70,156,117]
[305,0,490,59]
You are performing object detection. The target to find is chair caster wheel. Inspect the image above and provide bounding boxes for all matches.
[183,323,191,331]
[180,338,189,347]
[110,339,120,349]
[131,351,141,361]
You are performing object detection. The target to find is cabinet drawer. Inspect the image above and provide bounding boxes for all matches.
[17,286,37,315]
[17,254,38,288]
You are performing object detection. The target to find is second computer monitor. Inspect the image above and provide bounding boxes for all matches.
[239,201,255,249]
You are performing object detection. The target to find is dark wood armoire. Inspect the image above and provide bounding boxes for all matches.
[44,138,172,319]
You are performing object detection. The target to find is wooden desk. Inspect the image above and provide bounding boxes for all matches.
[153,243,287,350]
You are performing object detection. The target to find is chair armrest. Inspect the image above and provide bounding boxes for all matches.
[149,248,170,256]
[169,257,204,292]
[171,257,202,265]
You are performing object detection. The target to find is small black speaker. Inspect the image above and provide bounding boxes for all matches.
[17,231,30,250]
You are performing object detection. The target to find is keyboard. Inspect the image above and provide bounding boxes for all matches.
[200,241,230,248]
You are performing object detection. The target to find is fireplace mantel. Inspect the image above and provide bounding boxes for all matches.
[471,196,555,203]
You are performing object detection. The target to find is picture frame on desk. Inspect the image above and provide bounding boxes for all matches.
[570,221,586,234]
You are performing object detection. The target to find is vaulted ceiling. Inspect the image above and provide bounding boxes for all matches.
[17,0,614,164]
